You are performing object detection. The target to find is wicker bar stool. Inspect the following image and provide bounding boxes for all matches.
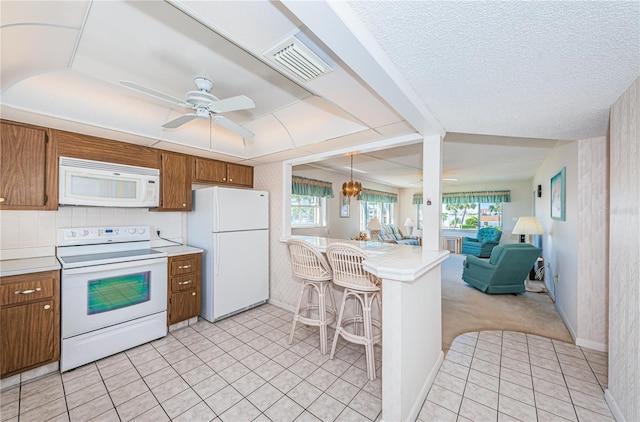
[325,242,382,380]
[286,239,337,354]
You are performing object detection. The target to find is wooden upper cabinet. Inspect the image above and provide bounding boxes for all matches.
[193,157,253,188]
[0,121,57,210]
[227,163,253,187]
[157,151,192,211]
[193,157,227,184]
[55,130,158,169]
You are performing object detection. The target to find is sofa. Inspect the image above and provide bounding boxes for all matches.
[462,243,542,294]
[379,224,420,245]
[461,227,502,257]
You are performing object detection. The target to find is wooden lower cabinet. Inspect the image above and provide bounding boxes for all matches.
[0,270,60,378]
[167,253,201,325]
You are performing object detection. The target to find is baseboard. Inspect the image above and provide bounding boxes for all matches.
[576,337,608,352]
[267,298,296,313]
[403,351,445,422]
[605,389,625,422]
[555,303,577,343]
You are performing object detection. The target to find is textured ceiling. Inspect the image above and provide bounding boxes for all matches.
[348,1,640,140]
[2,1,639,187]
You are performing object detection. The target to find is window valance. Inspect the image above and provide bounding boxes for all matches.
[292,176,334,198]
[412,193,423,204]
[358,188,398,203]
[442,190,511,204]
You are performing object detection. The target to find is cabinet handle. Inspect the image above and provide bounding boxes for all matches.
[182,203,186,207]
[0,197,5,203]
[178,265,191,269]
[223,177,226,181]
[44,304,51,310]
[178,280,192,285]
[192,292,196,296]
[15,287,41,295]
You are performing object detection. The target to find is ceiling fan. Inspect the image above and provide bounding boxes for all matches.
[121,77,256,139]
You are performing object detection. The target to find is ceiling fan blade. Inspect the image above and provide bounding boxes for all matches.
[162,114,198,129]
[121,81,187,107]
[212,116,255,139]
[208,95,255,113]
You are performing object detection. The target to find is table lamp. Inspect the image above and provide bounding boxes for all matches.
[404,217,415,236]
[512,216,545,243]
[368,218,381,241]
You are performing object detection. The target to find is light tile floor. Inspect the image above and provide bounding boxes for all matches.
[418,331,613,422]
[1,305,612,422]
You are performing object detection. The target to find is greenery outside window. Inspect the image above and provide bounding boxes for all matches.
[358,188,398,230]
[291,175,333,228]
[441,190,509,230]
[291,195,327,227]
[360,201,393,230]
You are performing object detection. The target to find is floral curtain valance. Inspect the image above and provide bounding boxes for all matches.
[412,193,423,204]
[292,176,334,198]
[358,188,398,203]
[442,190,511,204]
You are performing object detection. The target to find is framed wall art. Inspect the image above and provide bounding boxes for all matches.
[340,193,350,218]
[550,167,566,221]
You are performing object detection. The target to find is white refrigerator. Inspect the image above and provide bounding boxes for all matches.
[188,186,269,322]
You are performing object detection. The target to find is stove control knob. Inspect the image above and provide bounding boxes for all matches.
[80,230,89,237]
[68,230,77,238]
[138,228,146,234]
[128,228,136,234]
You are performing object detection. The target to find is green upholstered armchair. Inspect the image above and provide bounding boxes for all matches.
[462,243,542,294]
[461,227,502,257]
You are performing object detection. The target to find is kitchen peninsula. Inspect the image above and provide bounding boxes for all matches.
[286,236,449,422]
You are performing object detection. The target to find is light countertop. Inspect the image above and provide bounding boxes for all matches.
[153,245,204,257]
[285,235,449,282]
[0,256,61,278]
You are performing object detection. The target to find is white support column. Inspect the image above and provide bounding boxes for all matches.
[422,134,444,250]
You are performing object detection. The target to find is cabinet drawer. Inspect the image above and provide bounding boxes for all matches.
[170,256,198,276]
[170,275,197,293]
[0,275,55,306]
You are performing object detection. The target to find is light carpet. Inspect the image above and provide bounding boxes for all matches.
[441,254,573,351]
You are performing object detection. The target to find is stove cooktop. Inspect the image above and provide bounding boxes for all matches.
[58,248,167,269]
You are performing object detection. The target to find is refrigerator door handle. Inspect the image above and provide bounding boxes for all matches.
[215,234,220,276]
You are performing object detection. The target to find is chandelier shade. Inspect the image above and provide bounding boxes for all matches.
[342,155,361,197]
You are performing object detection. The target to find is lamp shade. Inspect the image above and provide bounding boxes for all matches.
[404,217,415,228]
[368,218,381,230]
[512,216,545,235]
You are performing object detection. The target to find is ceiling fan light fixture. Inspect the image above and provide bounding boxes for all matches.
[342,155,361,198]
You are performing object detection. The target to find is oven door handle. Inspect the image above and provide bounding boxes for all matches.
[61,257,168,275]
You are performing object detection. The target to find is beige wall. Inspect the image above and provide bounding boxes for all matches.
[607,76,640,421]
[576,136,609,350]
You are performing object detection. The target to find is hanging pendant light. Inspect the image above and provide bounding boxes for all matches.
[342,155,362,197]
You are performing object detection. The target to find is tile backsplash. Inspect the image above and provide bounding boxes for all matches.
[0,207,185,254]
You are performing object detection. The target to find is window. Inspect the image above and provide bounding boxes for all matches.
[360,201,394,230]
[441,202,503,230]
[291,195,326,227]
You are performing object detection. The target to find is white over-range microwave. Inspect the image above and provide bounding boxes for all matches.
[59,157,160,207]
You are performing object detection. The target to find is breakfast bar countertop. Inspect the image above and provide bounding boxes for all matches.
[284,235,450,282]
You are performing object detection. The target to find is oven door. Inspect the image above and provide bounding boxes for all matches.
[61,257,167,338]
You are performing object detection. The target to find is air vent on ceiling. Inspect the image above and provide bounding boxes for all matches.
[266,37,332,82]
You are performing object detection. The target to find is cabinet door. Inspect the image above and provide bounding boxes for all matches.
[193,158,227,183]
[1,299,56,377]
[0,122,56,210]
[168,290,200,325]
[227,163,253,187]
[158,152,192,211]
